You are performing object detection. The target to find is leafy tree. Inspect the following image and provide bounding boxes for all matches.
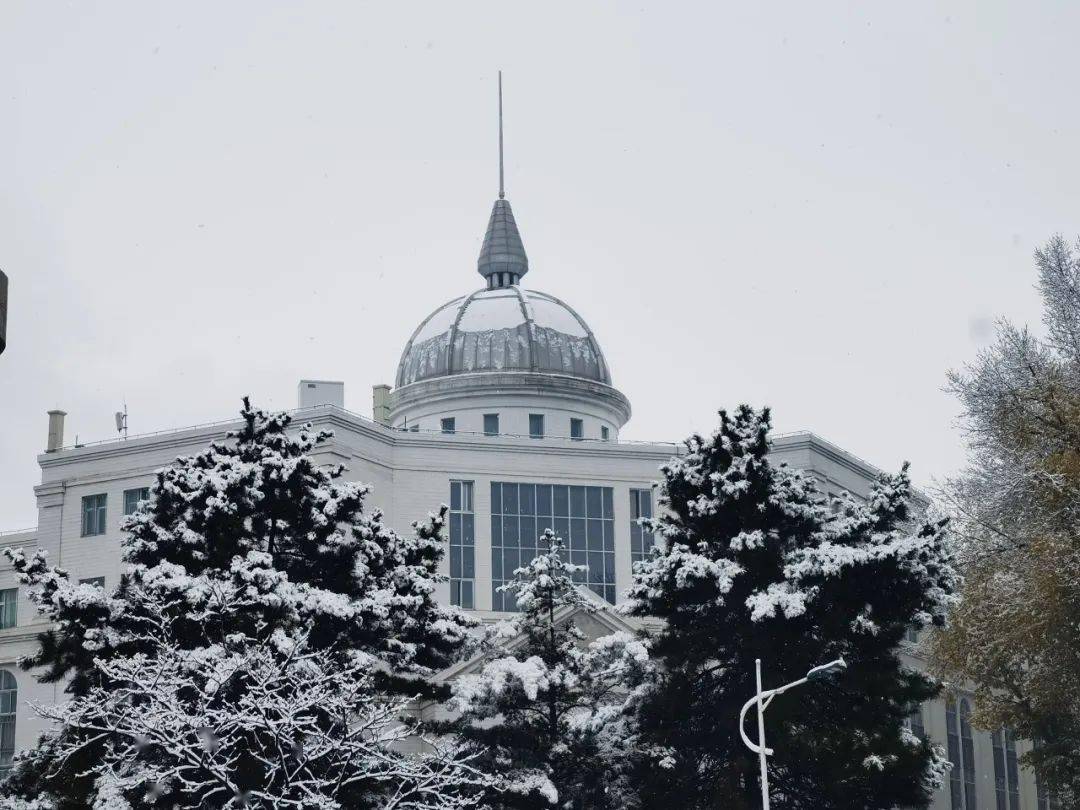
[446,530,651,809]
[623,405,956,809]
[932,234,1080,807]
[0,400,484,809]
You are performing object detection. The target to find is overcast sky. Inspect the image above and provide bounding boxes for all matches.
[2,1,1076,529]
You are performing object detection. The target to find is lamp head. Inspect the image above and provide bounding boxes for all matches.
[806,657,847,682]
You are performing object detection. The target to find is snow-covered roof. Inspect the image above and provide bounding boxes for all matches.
[396,287,612,388]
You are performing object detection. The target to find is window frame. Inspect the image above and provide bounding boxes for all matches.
[448,481,475,610]
[0,670,16,771]
[528,414,544,439]
[570,418,584,441]
[483,413,499,437]
[123,487,150,516]
[441,417,456,435]
[0,589,15,630]
[81,493,107,537]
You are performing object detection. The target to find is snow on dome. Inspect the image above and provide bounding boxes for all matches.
[396,287,611,388]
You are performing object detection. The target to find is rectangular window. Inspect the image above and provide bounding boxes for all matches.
[409,423,420,432]
[448,481,475,610]
[991,727,1021,810]
[570,418,584,440]
[491,482,616,609]
[904,704,925,741]
[0,590,15,630]
[529,414,544,439]
[123,487,150,516]
[441,417,456,435]
[81,494,107,537]
[601,426,610,441]
[80,577,105,589]
[483,413,499,436]
[630,488,655,570]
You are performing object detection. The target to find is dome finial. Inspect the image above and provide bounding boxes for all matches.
[478,71,528,288]
[498,70,505,200]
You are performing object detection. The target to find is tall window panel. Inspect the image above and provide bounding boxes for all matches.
[904,704,925,740]
[81,493,107,537]
[0,671,15,771]
[448,481,475,609]
[630,488,655,570]
[0,589,15,630]
[123,487,150,516]
[992,728,1021,810]
[491,482,615,609]
[947,698,978,810]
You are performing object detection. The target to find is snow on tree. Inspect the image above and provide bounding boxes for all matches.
[444,529,651,809]
[622,405,957,810]
[931,234,1080,808]
[0,399,486,809]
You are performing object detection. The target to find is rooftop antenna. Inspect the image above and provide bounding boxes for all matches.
[115,400,128,440]
[498,70,505,200]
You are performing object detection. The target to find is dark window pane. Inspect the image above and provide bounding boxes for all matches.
[537,485,552,517]
[520,517,536,549]
[603,519,614,551]
[587,519,603,550]
[491,515,502,546]
[461,581,474,609]
[490,482,501,514]
[505,549,520,576]
[484,414,499,436]
[586,487,602,518]
[602,487,613,519]
[450,580,460,606]
[503,484,519,515]
[492,585,504,612]
[570,487,586,517]
[553,486,569,516]
[463,552,475,579]
[520,485,536,516]
[503,516,519,548]
[603,553,615,582]
[463,513,474,544]
[450,481,461,511]
[492,553,503,581]
[449,513,462,543]
[449,546,461,577]
[588,552,605,580]
[570,518,586,546]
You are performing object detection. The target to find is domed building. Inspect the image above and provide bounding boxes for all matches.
[0,96,1031,810]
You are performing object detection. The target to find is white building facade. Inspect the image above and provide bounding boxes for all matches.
[0,188,1057,809]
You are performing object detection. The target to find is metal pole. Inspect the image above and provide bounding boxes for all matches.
[755,658,770,810]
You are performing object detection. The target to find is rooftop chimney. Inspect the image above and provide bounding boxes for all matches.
[372,384,391,426]
[46,409,66,452]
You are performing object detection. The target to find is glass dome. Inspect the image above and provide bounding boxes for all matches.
[396,287,611,388]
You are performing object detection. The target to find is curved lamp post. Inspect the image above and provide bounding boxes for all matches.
[738,656,847,810]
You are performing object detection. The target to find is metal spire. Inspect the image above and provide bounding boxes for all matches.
[498,70,505,200]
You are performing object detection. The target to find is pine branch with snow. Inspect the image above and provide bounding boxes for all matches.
[443,530,652,809]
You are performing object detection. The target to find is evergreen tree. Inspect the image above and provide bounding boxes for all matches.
[446,530,651,809]
[0,400,483,809]
[623,406,957,810]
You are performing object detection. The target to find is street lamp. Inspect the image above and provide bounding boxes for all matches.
[738,656,847,810]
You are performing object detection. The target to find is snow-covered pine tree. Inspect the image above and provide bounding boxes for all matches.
[0,399,484,809]
[446,529,651,810]
[623,406,957,810]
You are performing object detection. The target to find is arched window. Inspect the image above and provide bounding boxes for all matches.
[992,727,1020,810]
[947,697,978,810]
[0,670,16,771]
